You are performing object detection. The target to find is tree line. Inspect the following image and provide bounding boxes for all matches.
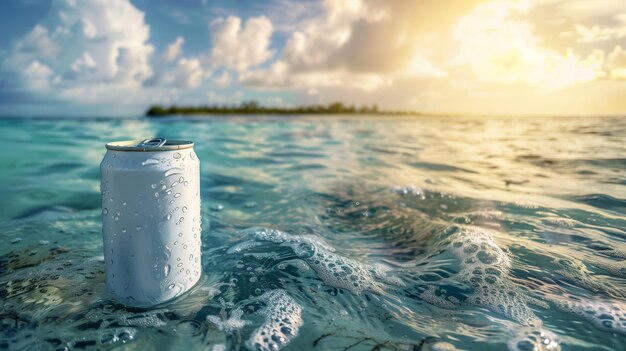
[146,101,425,117]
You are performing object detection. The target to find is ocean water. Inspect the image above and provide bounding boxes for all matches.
[0,115,625,351]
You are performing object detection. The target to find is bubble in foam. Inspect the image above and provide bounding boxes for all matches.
[507,328,560,351]
[604,248,626,259]
[392,184,425,198]
[206,308,251,333]
[444,226,542,326]
[118,311,166,328]
[541,217,577,228]
[226,240,264,254]
[551,296,626,335]
[237,227,404,295]
[552,257,613,294]
[430,341,458,351]
[246,289,302,351]
[589,258,626,279]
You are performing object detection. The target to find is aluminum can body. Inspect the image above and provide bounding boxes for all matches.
[100,140,201,306]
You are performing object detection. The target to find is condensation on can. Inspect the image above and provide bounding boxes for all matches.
[100,139,201,306]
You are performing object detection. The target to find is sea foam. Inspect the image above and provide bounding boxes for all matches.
[507,328,560,351]
[246,289,303,351]
[232,227,404,295]
[429,226,544,326]
[552,296,626,335]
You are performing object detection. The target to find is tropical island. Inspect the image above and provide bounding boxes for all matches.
[146,101,425,117]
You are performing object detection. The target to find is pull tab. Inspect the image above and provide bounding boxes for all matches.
[138,138,167,147]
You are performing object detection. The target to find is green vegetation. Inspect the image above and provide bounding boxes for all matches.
[146,101,423,117]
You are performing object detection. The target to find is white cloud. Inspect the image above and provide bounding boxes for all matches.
[164,36,185,63]
[607,45,626,79]
[208,16,274,72]
[212,71,231,87]
[23,60,53,90]
[239,61,392,91]
[574,13,626,43]
[451,0,605,91]
[238,0,448,91]
[2,0,154,102]
[170,58,204,88]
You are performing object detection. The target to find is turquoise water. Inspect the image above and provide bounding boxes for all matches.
[1,115,625,351]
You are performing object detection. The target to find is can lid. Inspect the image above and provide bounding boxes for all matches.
[105,138,194,151]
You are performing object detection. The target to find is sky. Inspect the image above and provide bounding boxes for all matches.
[1,0,626,117]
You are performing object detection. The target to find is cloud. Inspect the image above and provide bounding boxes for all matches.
[170,58,204,88]
[164,36,185,63]
[607,45,626,79]
[208,16,274,72]
[1,0,153,102]
[574,13,626,43]
[23,60,53,90]
[212,71,231,87]
[238,0,453,91]
[451,0,605,92]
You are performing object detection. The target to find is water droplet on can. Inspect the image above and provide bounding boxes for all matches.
[164,265,170,277]
[103,208,108,215]
[164,246,171,259]
[174,193,181,198]
[142,158,160,166]
[173,152,181,159]
[182,206,187,213]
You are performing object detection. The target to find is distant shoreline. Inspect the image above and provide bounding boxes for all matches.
[145,102,435,117]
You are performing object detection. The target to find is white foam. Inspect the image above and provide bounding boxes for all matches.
[227,240,264,254]
[541,217,577,228]
[118,311,166,328]
[392,185,425,198]
[590,258,626,279]
[207,308,251,333]
[420,285,459,309]
[507,328,560,351]
[552,257,610,294]
[446,226,541,326]
[246,289,303,351]
[235,227,404,295]
[430,341,459,351]
[604,248,626,259]
[553,297,626,335]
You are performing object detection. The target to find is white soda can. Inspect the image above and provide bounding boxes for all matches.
[100,138,202,306]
